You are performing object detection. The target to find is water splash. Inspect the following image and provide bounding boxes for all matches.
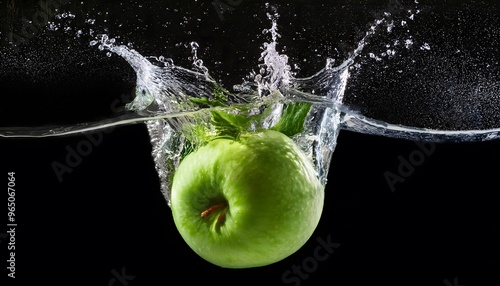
[94,34,228,115]
[255,10,292,96]
[2,4,500,205]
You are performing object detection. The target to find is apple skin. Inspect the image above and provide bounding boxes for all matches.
[171,129,324,268]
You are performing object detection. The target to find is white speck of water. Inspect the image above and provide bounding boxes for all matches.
[405,38,413,49]
[420,43,431,50]
[369,53,382,61]
[48,22,58,31]
[387,20,394,33]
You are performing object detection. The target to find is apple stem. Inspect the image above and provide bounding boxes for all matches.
[200,203,226,218]
[217,207,228,225]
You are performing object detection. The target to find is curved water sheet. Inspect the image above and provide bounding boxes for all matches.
[1,1,500,206]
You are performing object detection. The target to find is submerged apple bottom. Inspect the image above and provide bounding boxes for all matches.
[171,130,324,268]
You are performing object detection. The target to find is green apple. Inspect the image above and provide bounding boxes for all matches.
[171,129,324,268]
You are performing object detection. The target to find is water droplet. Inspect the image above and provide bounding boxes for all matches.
[387,20,394,33]
[326,58,336,69]
[404,38,413,49]
[48,22,58,31]
[164,58,174,66]
[420,43,431,50]
[194,59,204,68]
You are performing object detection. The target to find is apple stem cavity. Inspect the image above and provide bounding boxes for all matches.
[217,207,228,225]
[200,202,228,226]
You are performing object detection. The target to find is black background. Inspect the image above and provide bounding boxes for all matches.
[1,1,499,286]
